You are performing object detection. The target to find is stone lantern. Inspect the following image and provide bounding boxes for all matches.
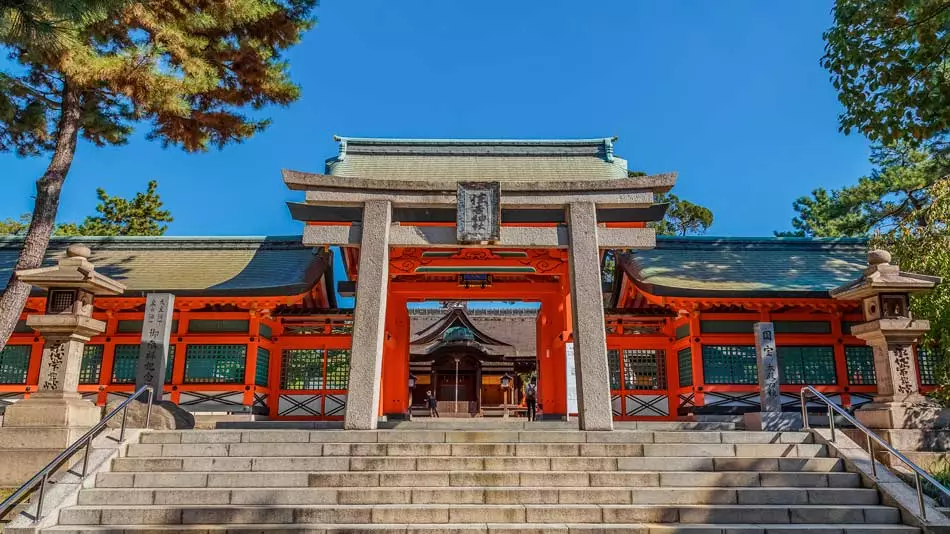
[0,244,125,486]
[831,249,946,429]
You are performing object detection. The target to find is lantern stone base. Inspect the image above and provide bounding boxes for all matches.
[855,400,950,430]
[0,392,101,486]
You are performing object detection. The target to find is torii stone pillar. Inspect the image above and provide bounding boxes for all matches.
[0,244,125,486]
[831,250,948,429]
[344,200,392,430]
[567,202,613,431]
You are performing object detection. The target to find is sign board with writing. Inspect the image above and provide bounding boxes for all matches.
[566,342,578,417]
[457,182,501,243]
[136,293,175,396]
[753,322,781,412]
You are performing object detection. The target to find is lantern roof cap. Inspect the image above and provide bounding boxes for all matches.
[830,249,940,301]
[15,242,126,296]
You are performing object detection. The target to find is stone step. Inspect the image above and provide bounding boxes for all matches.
[137,430,810,445]
[123,442,826,459]
[41,523,921,534]
[213,420,739,431]
[75,486,880,506]
[95,470,860,489]
[108,455,844,474]
[57,504,903,526]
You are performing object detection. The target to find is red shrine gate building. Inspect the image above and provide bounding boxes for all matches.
[0,138,931,427]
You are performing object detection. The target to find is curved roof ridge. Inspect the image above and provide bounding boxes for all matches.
[333,136,618,145]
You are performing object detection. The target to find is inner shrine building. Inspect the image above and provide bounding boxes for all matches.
[0,137,931,429]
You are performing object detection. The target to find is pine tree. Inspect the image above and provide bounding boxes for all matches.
[0,0,317,350]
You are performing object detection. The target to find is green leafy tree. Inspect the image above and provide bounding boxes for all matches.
[60,180,172,236]
[627,170,714,236]
[0,0,317,350]
[823,0,950,147]
[0,180,173,236]
[651,192,714,236]
[0,213,30,235]
[779,146,947,237]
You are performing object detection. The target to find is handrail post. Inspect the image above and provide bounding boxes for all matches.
[827,403,836,442]
[145,386,154,429]
[80,436,91,477]
[119,401,130,442]
[867,434,877,478]
[34,473,47,523]
[916,472,927,520]
[800,388,810,429]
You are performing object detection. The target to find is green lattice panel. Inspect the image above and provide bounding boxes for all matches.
[256,347,270,387]
[702,345,757,384]
[0,345,30,384]
[79,345,104,385]
[779,346,836,385]
[326,349,350,389]
[607,350,621,390]
[623,349,666,390]
[281,349,325,390]
[919,347,939,386]
[675,323,691,340]
[184,344,246,384]
[678,348,693,387]
[112,345,175,384]
[845,346,875,385]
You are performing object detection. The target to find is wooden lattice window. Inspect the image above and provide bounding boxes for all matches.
[255,347,270,386]
[702,345,757,384]
[0,345,30,384]
[845,346,875,385]
[281,349,325,390]
[79,344,104,384]
[184,344,246,384]
[608,349,621,390]
[608,349,666,391]
[918,347,938,386]
[678,348,693,387]
[326,349,350,389]
[779,346,836,385]
[112,345,175,384]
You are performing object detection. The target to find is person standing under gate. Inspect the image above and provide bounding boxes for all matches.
[426,390,440,418]
[525,378,538,421]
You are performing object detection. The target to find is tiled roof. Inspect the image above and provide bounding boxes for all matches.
[0,236,328,297]
[622,236,869,298]
[326,137,629,182]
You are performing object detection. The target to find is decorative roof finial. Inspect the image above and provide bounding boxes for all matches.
[604,138,614,162]
[868,249,891,266]
[66,244,91,259]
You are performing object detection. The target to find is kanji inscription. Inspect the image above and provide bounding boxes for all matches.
[754,322,781,412]
[41,341,67,391]
[136,293,175,394]
[457,182,500,243]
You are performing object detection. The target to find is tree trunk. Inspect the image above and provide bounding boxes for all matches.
[0,83,82,351]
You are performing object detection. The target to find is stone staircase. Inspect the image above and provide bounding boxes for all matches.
[40,425,919,533]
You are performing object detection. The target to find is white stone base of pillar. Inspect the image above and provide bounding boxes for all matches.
[0,392,101,486]
[855,400,950,430]
[743,411,803,431]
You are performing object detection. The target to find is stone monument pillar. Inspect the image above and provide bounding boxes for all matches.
[745,321,800,430]
[831,250,947,429]
[0,244,125,486]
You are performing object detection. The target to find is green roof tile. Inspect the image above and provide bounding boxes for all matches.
[622,236,868,298]
[0,236,329,297]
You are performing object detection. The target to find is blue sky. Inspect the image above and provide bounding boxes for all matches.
[0,1,872,239]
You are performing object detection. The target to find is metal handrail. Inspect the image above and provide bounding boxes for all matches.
[0,385,154,523]
[801,385,950,520]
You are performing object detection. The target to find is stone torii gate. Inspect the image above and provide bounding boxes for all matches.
[284,151,673,431]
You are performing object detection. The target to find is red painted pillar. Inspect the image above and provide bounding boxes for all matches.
[537,291,569,418]
[381,294,410,418]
